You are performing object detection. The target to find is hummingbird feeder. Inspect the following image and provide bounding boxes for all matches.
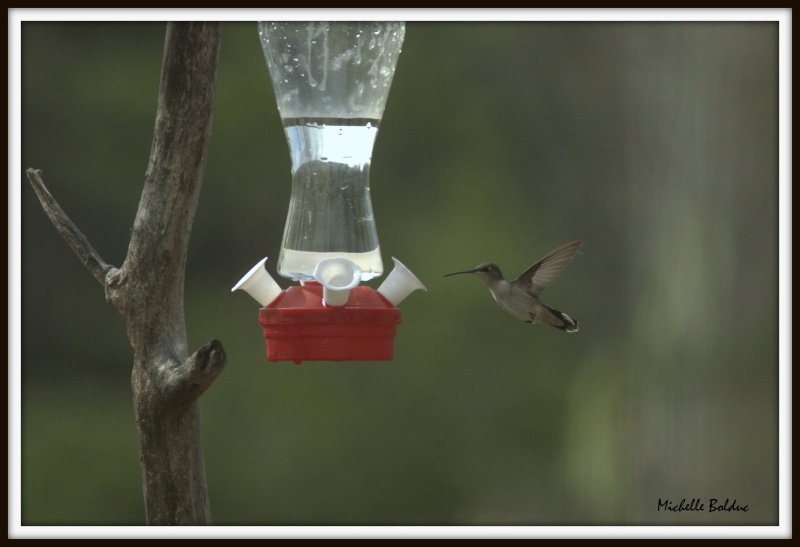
[232,21,425,364]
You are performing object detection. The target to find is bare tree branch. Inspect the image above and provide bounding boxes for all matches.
[26,21,226,525]
[124,21,224,525]
[25,168,114,286]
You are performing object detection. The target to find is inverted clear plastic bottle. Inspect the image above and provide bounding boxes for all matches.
[259,21,405,281]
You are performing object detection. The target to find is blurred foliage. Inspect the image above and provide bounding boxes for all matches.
[19,20,778,526]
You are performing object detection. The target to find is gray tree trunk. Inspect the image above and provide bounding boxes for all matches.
[26,21,225,526]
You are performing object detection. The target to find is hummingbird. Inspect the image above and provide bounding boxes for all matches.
[444,240,583,332]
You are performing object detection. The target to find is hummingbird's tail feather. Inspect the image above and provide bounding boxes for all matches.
[541,305,579,333]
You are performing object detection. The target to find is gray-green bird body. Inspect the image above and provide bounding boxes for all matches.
[445,240,583,332]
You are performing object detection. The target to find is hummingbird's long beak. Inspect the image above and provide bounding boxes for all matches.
[444,268,477,277]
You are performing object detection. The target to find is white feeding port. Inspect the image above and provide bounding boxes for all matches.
[231,257,283,307]
[314,257,362,306]
[377,257,427,306]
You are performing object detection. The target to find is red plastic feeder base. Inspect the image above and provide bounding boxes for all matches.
[259,283,401,364]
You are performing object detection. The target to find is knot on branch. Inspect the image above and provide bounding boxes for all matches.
[156,339,227,415]
[187,338,227,377]
[104,267,127,312]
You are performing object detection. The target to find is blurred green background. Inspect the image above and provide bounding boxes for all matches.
[20,21,779,526]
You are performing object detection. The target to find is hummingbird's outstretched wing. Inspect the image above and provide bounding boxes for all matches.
[515,240,583,295]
